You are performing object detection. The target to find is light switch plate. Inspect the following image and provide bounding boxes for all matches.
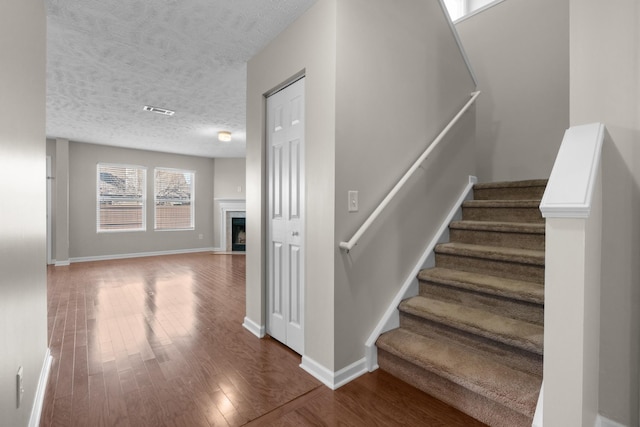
[348,190,358,212]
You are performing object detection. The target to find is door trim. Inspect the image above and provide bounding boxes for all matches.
[266,76,306,354]
[46,156,53,265]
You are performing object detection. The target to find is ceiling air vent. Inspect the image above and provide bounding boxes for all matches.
[143,105,175,116]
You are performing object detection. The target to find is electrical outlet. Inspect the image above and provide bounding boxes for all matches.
[16,366,23,408]
[198,234,204,240]
[348,190,358,212]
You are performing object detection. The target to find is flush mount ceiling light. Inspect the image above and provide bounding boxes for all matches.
[218,131,232,142]
[143,105,175,116]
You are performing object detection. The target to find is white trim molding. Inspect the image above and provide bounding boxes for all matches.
[69,247,216,263]
[242,317,265,338]
[453,0,507,24]
[215,198,246,251]
[439,0,478,86]
[364,176,477,371]
[29,348,53,427]
[54,260,70,267]
[596,415,628,427]
[300,356,368,390]
[540,123,605,219]
[532,388,628,427]
[532,381,543,427]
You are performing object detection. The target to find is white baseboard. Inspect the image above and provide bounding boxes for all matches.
[300,356,368,390]
[596,415,627,427]
[242,317,265,338]
[54,260,70,267]
[333,358,368,389]
[365,343,378,372]
[363,176,477,371]
[69,247,216,263]
[532,381,543,427]
[532,387,628,427]
[29,348,52,427]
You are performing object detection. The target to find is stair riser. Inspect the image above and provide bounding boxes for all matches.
[473,186,546,201]
[399,313,543,376]
[378,350,536,427]
[419,281,544,325]
[450,228,545,251]
[463,207,544,223]
[435,253,544,284]
[400,304,543,355]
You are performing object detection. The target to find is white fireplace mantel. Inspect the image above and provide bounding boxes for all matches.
[215,198,246,251]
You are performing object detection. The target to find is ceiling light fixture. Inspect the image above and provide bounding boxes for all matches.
[218,131,232,142]
[143,105,175,116]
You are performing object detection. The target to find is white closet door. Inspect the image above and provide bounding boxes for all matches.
[267,77,305,354]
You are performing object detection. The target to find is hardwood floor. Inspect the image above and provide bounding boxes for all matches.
[41,252,486,426]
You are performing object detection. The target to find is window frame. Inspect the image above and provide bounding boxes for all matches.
[154,167,195,231]
[96,163,147,233]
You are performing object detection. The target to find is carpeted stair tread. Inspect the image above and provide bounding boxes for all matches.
[399,296,543,354]
[435,242,545,266]
[462,200,542,209]
[418,267,544,304]
[473,180,548,201]
[377,178,547,425]
[462,200,544,223]
[449,220,545,251]
[449,220,545,234]
[377,328,542,417]
[473,179,548,190]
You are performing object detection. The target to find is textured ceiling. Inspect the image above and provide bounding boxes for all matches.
[46,0,317,158]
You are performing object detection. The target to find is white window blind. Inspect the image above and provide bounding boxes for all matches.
[154,168,194,230]
[97,163,146,232]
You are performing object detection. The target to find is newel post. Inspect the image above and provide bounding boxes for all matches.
[538,123,605,427]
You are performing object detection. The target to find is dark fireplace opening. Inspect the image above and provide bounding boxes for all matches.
[231,217,246,251]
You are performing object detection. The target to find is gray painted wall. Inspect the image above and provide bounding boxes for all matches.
[46,139,57,264]
[0,1,47,425]
[333,0,476,369]
[456,0,570,182]
[51,142,217,259]
[55,139,70,263]
[213,158,246,250]
[570,0,640,424]
[247,0,476,373]
[47,142,244,260]
[247,0,338,370]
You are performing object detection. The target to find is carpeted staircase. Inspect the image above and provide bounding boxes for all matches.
[376,180,547,427]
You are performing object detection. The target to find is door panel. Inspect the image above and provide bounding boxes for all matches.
[267,77,305,354]
[289,244,301,325]
[271,144,283,219]
[289,139,301,219]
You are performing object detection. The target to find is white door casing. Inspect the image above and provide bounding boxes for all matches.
[267,77,305,354]
[46,156,53,265]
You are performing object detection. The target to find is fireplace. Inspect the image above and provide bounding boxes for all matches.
[223,209,246,252]
[231,217,246,252]
[217,200,246,252]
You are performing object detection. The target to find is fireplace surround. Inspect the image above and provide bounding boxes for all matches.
[216,199,246,252]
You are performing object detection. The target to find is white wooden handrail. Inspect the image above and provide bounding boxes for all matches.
[339,91,481,252]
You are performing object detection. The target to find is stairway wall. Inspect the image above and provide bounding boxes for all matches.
[455,0,569,182]
[333,0,477,370]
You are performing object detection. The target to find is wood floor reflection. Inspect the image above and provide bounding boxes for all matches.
[41,252,486,426]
